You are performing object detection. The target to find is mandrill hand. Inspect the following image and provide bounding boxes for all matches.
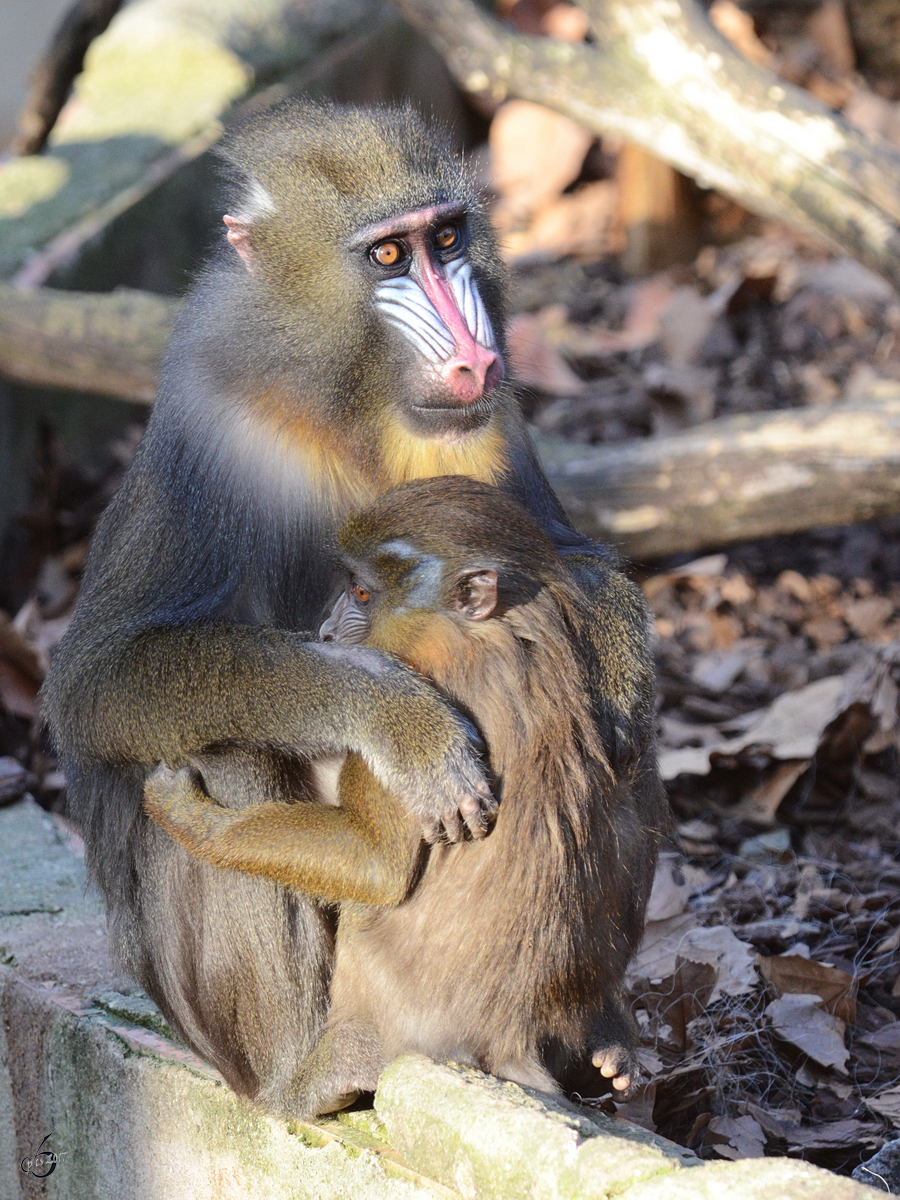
[309,642,496,843]
[143,764,228,853]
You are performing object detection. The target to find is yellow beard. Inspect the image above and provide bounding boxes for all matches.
[378,415,508,489]
[242,392,509,515]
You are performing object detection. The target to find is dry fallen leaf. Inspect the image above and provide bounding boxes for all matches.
[705,1114,766,1160]
[785,1118,881,1153]
[858,1022,900,1057]
[658,655,899,780]
[731,760,810,827]
[645,854,694,922]
[658,745,718,782]
[689,644,756,694]
[844,596,895,640]
[660,958,717,1050]
[758,954,857,1023]
[674,926,758,1001]
[766,993,849,1073]
[489,100,592,227]
[523,181,620,260]
[721,674,847,759]
[629,919,756,1002]
[865,1087,900,1128]
[588,274,676,356]
[506,313,587,395]
[627,912,699,986]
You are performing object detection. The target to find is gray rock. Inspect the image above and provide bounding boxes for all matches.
[853,1138,900,1194]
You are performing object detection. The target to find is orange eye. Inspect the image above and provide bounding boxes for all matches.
[371,241,402,267]
[353,584,370,604]
[435,225,458,250]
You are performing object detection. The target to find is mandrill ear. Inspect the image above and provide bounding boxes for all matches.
[452,569,498,621]
[224,179,275,273]
[223,215,257,272]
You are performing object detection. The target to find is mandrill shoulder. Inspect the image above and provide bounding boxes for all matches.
[563,550,657,775]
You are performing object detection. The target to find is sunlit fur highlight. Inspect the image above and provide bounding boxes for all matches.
[232,390,375,515]
[224,387,509,507]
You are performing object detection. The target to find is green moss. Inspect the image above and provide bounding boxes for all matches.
[90,989,173,1039]
[0,158,70,221]
[62,24,249,145]
[336,1110,390,1143]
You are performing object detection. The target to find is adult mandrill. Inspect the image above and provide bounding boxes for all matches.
[43,101,658,1112]
[145,477,664,1116]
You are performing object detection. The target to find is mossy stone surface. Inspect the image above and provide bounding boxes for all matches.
[620,1156,882,1199]
[376,1056,699,1199]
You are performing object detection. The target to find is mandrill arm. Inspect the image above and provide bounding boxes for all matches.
[45,622,493,843]
[144,755,419,907]
[563,553,659,771]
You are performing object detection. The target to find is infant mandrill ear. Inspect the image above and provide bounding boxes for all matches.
[453,569,498,621]
[223,215,256,271]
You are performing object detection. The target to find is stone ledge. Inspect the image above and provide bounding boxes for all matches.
[0,798,880,1198]
[376,1056,699,1198]
[375,1058,880,1200]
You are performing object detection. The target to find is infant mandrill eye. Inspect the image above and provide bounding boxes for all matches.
[371,241,402,267]
[353,584,371,604]
[435,225,458,251]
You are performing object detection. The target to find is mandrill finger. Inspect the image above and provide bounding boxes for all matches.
[146,762,181,789]
[143,763,191,814]
[591,1045,643,1099]
[440,806,465,844]
[420,816,444,845]
[459,791,493,839]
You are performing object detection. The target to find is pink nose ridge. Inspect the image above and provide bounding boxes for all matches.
[440,346,504,404]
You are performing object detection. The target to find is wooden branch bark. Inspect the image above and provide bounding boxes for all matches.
[391,0,900,291]
[0,0,380,283]
[535,400,900,560]
[0,284,179,403]
[11,0,124,156]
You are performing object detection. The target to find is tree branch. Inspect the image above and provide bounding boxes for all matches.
[392,0,900,291]
[0,284,178,403]
[4,283,900,557]
[11,0,123,156]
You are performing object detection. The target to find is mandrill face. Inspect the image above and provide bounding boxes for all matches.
[359,202,504,436]
[217,103,510,448]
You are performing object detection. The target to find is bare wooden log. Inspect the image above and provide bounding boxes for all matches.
[11,0,124,156]
[0,284,179,403]
[535,399,900,560]
[391,0,900,292]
